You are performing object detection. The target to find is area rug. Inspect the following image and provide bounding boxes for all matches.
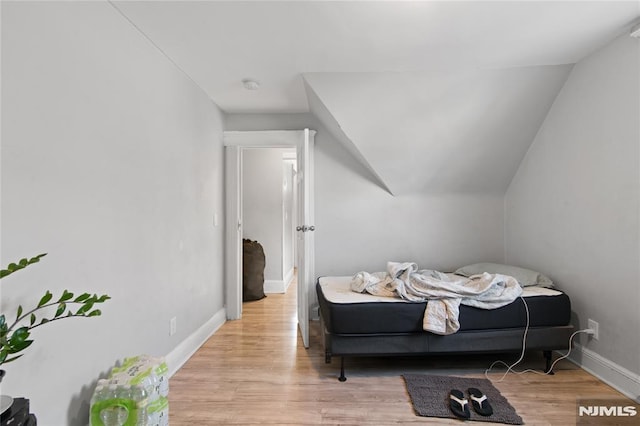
[403,374,524,424]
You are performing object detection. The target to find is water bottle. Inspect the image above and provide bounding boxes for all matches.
[90,382,109,426]
[153,362,169,398]
[131,384,149,425]
[97,385,129,426]
[92,355,168,425]
[146,396,169,426]
[90,383,145,426]
[89,382,106,411]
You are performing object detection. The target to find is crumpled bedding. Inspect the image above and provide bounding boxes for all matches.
[350,262,523,335]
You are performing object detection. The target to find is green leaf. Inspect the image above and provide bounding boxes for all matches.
[2,354,24,364]
[11,339,33,352]
[18,258,29,267]
[87,309,102,317]
[9,327,29,347]
[58,290,74,303]
[0,315,5,329]
[37,291,53,308]
[55,303,66,318]
[7,263,19,271]
[16,305,23,320]
[74,293,90,303]
[30,313,36,326]
[77,301,94,315]
[97,295,111,303]
[39,318,49,326]
[0,270,10,279]
[0,350,7,364]
[29,253,47,263]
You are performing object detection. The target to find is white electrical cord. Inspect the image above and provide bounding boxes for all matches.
[485,296,593,382]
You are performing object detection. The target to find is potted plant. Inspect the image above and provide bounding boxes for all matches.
[0,253,110,370]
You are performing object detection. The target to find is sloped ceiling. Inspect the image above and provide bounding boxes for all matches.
[112,1,639,195]
[304,66,573,195]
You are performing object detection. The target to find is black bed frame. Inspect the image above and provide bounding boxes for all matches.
[321,314,575,381]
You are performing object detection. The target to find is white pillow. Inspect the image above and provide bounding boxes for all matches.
[454,262,554,288]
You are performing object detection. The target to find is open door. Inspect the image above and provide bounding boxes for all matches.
[296,129,315,348]
[224,129,315,347]
[224,146,242,320]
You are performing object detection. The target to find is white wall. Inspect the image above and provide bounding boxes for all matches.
[225,113,506,305]
[242,149,285,283]
[1,2,225,425]
[315,139,505,276]
[506,33,640,386]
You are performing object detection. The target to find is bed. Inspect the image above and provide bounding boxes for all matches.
[317,274,575,381]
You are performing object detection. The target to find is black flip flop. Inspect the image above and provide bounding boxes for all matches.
[468,387,493,416]
[449,389,470,419]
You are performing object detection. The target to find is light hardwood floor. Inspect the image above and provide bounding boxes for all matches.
[169,277,632,425]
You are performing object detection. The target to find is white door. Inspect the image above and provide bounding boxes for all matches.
[296,129,314,348]
[224,146,242,320]
[224,130,315,346]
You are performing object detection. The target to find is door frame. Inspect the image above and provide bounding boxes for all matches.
[223,130,315,323]
[281,151,298,292]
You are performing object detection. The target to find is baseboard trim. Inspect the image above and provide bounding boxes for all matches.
[570,344,640,403]
[284,268,294,291]
[165,308,226,377]
[264,279,285,293]
[284,268,296,287]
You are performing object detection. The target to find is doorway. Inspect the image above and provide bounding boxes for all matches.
[223,130,315,347]
[242,147,296,294]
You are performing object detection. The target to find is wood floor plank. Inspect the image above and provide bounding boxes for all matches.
[169,277,632,425]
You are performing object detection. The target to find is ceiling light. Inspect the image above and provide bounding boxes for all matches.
[630,22,640,38]
[242,79,260,90]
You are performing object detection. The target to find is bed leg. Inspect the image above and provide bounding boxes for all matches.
[338,357,347,382]
[543,350,555,375]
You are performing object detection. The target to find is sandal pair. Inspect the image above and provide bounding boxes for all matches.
[449,387,493,419]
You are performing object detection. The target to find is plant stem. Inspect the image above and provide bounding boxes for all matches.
[27,314,94,331]
[7,301,92,334]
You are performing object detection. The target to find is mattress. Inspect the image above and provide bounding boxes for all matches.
[317,276,571,335]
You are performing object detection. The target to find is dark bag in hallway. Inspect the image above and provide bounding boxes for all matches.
[242,239,266,301]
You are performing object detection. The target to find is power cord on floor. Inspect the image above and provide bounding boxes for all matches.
[485,296,595,382]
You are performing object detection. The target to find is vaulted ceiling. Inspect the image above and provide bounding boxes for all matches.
[113,1,639,195]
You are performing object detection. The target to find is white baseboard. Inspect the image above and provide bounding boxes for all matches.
[284,268,295,292]
[570,344,640,403]
[264,279,285,293]
[264,269,295,294]
[284,268,294,288]
[165,308,226,377]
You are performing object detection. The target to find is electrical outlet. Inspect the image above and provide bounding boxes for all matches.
[587,318,599,340]
[170,317,177,336]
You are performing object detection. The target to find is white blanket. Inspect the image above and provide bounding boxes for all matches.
[351,262,523,335]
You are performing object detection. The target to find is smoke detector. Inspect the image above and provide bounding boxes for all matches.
[242,79,260,90]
